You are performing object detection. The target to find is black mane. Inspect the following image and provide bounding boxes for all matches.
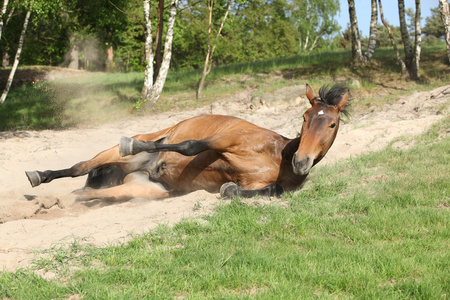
[318,84,351,117]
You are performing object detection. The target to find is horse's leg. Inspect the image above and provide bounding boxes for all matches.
[76,172,170,201]
[219,182,284,199]
[119,136,210,157]
[26,132,168,187]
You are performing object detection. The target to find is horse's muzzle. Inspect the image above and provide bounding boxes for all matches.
[292,155,313,176]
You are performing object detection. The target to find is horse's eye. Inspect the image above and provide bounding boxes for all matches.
[330,123,336,129]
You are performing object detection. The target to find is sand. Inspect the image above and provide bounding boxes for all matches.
[0,84,448,272]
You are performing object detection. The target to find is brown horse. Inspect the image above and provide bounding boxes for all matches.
[26,84,349,200]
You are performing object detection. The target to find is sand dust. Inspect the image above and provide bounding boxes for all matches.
[0,84,449,272]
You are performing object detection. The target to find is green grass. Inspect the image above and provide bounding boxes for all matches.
[1,117,448,299]
[0,45,448,130]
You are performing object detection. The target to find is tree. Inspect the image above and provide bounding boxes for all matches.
[292,0,340,54]
[141,0,154,100]
[398,0,421,80]
[0,2,31,105]
[197,0,235,100]
[378,0,407,76]
[423,8,445,38]
[347,0,363,63]
[153,0,165,83]
[439,0,450,64]
[141,0,179,110]
[347,0,378,63]
[364,0,378,60]
[0,0,9,42]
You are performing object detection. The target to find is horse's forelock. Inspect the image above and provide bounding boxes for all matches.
[318,84,351,117]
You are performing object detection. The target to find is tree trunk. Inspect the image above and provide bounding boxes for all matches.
[153,0,165,84]
[347,0,363,63]
[0,5,31,105]
[0,0,9,41]
[398,0,414,73]
[146,0,178,109]
[413,0,421,79]
[141,0,154,101]
[197,0,234,100]
[439,0,450,65]
[364,0,378,61]
[197,0,214,101]
[308,33,323,54]
[378,0,407,76]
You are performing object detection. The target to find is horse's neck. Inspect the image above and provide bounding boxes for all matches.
[280,137,300,162]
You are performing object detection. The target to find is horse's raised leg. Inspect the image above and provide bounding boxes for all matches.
[76,172,170,201]
[26,132,169,188]
[219,182,284,199]
[119,136,210,157]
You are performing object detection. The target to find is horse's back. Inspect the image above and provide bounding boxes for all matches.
[165,114,265,142]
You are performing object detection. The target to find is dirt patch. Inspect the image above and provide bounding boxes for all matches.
[0,84,448,272]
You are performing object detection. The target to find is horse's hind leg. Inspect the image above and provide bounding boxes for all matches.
[76,172,170,201]
[26,144,126,187]
[26,131,169,188]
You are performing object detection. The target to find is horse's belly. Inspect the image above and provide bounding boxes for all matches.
[154,151,234,193]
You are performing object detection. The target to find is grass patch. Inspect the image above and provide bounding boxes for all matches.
[0,45,448,130]
[1,117,448,299]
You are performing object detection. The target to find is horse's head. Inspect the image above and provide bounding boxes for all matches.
[292,84,349,176]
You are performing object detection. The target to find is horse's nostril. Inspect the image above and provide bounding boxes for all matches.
[292,155,313,176]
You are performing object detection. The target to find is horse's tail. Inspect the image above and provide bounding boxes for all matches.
[85,164,126,189]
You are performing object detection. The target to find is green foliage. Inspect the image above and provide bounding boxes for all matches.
[0,0,344,72]
[423,7,447,40]
[1,122,449,298]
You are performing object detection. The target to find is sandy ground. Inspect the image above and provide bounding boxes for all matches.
[0,84,449,272]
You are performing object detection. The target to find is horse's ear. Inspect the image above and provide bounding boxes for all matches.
[305,84,316,105]
[335,91,349,112]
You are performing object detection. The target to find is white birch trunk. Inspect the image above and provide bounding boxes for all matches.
[0,0,9,41]
[347,0,363,63]
[303,29,310,51]
[439,0,450,65]
[364,0,378,61]
[413,0,421,79]
[147,0,178,108]
[141,0,154,100]
[308,33,322,54]
[0,5,31,105]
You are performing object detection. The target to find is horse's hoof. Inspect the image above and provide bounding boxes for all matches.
[119,136,134,157]
[25,171,41,187]
[220,182,239,198]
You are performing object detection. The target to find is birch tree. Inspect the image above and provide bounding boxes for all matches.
[153,0,165,83]
[398,0,421,80]
[141,0,154,101]
[0,0,9,41]
[294,0,339,54]
[378,0,407,76]
[347,0,378,63]
[439,0,450,64]
[364,0,378,61]
[141,0,179,110]
[0,3,31,105]
[347,0,363,63]
[197,0,234,100]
